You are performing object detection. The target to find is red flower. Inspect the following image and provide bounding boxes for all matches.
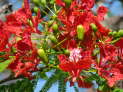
[16,32,32,51]
[3,0,41,36]
[97,6,108,21]
[8,48,40,78]
[58,48,92,86]
[114,38,123,48]
[0,20,9,51]
[98,67,123,87]
[80,0,95,10]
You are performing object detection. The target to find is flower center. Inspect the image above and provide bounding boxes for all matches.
[69,48,82,62]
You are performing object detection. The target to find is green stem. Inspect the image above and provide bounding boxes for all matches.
[53,38,68,48]
[46,5,56,16]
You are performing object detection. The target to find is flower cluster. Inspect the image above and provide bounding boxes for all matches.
[0,0,123,91]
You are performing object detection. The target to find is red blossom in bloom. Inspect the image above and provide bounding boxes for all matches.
[97,6,108,21]
[8,47,40,78]
[16,32,32,51]
[0,33,8,51]
[96,42,123,87]
[3,0,41,36]
[58,48,92,87]
[98,67,123,87]
[114,38,123,48]
[58,33,77,49]
[80,0,95,10]
[0,20,9,51]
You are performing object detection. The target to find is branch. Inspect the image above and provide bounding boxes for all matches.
[0,74,23,85]
[0,3,12,14]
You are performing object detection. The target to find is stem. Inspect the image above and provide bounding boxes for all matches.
[53,38,68,48]
[45,5,56,16]
[0,75,23,85]
[54,4,57,13]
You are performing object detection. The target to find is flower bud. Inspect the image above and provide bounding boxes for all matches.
[90,23,97,32]
[40,0,46,6]
[52,23,58,31]
[117,30,123,37]
[37,48,48,63]
[33,6,39,13]
[48,20,54,27]
[112,31,117,37]
[77,25,85,40]
[49,35,58,43]
[64,49,70,55]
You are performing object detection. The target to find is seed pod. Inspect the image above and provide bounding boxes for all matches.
[90,23,97,32]
[37,48,48,63]
[52,23,58,31]
[77,25,85,40]
[49,35,58,43]
[63,0,72,7]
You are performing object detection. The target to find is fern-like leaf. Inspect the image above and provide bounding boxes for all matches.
[40,70,61,92]
[0,78,34,92]
[74,85,79,92]
[58,73,67,92]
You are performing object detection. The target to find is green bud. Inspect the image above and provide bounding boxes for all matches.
[117,30,123,37]
[16,37,22,42]
[112,31,117,36]
[90,23,97,32]
[37,48,48,63]
[77,25,85,40]
[33,6,39,13]
[64,49,70,55]
[49,35,58,43]
[48,20,54,27]
[108,31,113,35]
[40,0,46,6]
[52,23,58,31]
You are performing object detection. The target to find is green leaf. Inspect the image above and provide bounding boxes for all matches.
[58,73,67,92]
[0,79,34,92]
[113,88,123,92]
[0,56,15,72]
[0,52,6,56]
[40,70,61,92]
[74,85,79,92]
[40,72,48,80]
